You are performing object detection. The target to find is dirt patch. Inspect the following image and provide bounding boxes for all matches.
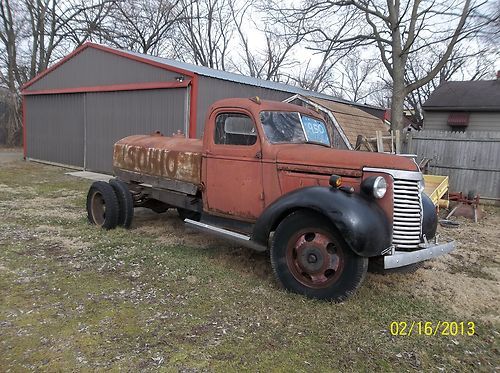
[6,195,83,221]
[133,209,230,248]
[0,183,37,196]
[27,205,83,222]
[132,209,273,280]
[1,159,498,371]
[0,147,22,152]
[209,248,273,281]
[131,206,500,323]
[0,225,39,243]
[1,158,498,327]
[0,149,22,163]
[372,206,500,324]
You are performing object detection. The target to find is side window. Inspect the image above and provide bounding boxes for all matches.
[214,113,257,146]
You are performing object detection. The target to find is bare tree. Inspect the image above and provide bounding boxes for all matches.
[1,0,114,89]
[335,51,378,102]
[63,0,115,47]
[0,89,21,145]
[0,0,112,145]
[283,0,492,148]
[171,0,234,69]
[0,0,24,92]
[229,0,306,81]
[99,0,185,56]
[368,80,392,108]
[291,57,337,93]
[479,0,500,44]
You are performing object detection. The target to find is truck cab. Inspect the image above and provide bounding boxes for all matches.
[87,97,455,301]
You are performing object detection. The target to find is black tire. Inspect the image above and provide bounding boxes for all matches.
[270,211,368,302]
[109,179,134,228]
[177,208,201,221]
[368,258,424,274]
[86,181,119,230]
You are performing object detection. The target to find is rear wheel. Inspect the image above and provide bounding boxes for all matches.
[109,179,134,228]
[270,211,368,301]
[86,181,119,230]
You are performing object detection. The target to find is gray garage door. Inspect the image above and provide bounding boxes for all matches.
[25,94,84,167]
[85,88,188,173]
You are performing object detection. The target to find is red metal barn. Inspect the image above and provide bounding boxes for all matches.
[22,43,383,173]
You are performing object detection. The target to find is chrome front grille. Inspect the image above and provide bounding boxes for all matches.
[393,179,422,249]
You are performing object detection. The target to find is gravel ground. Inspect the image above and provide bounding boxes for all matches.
[0,152,498,371]
[0,148,22,163]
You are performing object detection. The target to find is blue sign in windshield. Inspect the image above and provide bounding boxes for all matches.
[301,115,330,146]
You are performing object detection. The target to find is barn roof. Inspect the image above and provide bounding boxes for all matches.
[305,96,389,148]
[423,79,500,112]
[116,46,378,109]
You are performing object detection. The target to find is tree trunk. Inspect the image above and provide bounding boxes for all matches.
[390,81,406,153]
[3,92,22,146]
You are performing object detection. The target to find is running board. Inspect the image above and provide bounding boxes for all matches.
[184,219,267,252]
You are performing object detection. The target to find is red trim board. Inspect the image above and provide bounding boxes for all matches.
[22,96,26,158]
[23,80,190,96]
[189,75,199,138]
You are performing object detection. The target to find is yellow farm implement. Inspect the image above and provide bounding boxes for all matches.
[423,174,449,209]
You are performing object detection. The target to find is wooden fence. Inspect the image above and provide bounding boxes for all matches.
[408,130,500,201]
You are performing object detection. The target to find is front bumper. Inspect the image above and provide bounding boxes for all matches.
[384,241,456,269]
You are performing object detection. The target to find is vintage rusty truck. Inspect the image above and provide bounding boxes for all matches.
[86,97,455,301]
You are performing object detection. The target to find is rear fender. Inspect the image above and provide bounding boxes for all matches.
[252,186,392,257]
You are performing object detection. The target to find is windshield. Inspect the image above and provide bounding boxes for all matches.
[260,111,331,146]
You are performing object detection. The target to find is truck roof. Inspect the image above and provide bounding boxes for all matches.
[209,97,322,119]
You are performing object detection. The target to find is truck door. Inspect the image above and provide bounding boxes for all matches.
[204,110,264,220]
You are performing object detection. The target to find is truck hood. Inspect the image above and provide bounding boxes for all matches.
[275,144,418,173]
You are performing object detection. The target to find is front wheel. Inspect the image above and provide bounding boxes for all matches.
[270,211,368,302]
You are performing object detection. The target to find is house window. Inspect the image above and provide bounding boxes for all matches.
[447,112,469,128]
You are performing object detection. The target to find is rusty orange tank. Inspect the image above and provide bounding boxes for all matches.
[113,132,203,186]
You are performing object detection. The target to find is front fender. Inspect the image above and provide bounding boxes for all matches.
[252,186,392,257]
[422,193,438,240]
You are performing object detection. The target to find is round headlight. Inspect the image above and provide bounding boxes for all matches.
[373,176,387,199]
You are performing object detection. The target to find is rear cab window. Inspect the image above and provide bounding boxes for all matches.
[214,113,257,146]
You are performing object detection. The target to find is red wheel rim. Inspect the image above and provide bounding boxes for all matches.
[90,191,106,226]
[285,228,345,288]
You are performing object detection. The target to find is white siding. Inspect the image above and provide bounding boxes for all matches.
[423,112,449,130]
[469,112,500,131]
[424,111,500,131]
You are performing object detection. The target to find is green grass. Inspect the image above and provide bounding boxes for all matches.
[0,159,498,371]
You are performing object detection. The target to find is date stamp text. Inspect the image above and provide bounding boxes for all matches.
[389,321,475,336]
